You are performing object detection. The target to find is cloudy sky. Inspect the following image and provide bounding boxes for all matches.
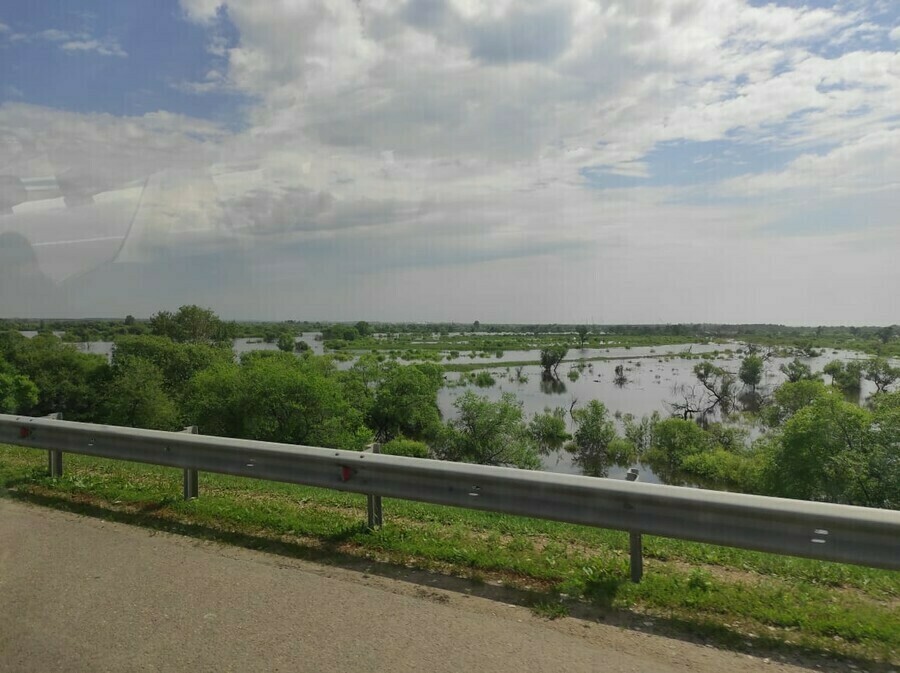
[0,0,898,323]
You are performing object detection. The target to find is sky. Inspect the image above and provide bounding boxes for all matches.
[0,0,898,324]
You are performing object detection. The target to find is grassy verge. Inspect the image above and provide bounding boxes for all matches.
[1,445,897,667]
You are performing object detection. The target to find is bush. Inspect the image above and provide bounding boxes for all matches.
[380,438,430,459]
[680,449,760,491]
[644,418,711,469]
[473,371,496,387]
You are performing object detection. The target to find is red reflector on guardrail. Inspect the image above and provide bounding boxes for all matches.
[19,427,31,438]
[340,466,352,482]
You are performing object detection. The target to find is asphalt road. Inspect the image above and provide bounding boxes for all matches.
[0,499,813,673]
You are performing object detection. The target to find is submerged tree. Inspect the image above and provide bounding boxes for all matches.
[779,358,815,383]
[823,359,863,395]
[575,325,590,348]
[529,407,570,454]
[276,332,296,353]
[864,357,899,394]
[568,400,634,477]
[739,354,764,391]
[540,345,568,379]
[694,362,736,415]
[668,362,736,423]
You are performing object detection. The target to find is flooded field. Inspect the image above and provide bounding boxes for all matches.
[21,331,890,484]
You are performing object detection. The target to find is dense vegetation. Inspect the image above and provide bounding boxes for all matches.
[1,307,898,510]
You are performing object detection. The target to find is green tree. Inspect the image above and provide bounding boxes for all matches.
[867,392,900,508]
[645,418,711,470]
[762,391,874,504]
[277,332,295,352]
[529,407,569,453]
[0,371,39,413]
[863,357,899,394]
[738,354,764,391]
[568,400,631,476]
[575,326,589,348]
[0,330,27,361]
[435,391,540,469]
[7,333,108,419]
[823,360,863,394]
[540,345,568,379]
[102,357,180,430]
[779,358,814,383]
[368,363,443,441]
[112,335,232,397]
[149,305,230,345]
[185,352,371,451]
[355,321,372,337]
[621,412,659,454]
[180,361,244,438]
[762,379,829,427]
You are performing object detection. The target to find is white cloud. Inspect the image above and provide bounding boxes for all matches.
[8,26,128,57]
[60,38,127,57]
[38,29,75,41]
[171,69,229,94]
[890,25,900,42]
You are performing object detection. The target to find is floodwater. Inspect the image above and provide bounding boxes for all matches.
[232,333,325,357]
[436,348,883,482]
[441,342,725,365]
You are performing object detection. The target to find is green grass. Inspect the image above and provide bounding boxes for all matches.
[531,600,569,619]
[1,445,897,666]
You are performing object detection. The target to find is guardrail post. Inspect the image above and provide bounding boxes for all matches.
[625,468,643,583]
[44,413,64,477]
[365,443,383,530]
[181,426,199,500]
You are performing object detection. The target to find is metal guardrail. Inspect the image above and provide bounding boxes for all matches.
[2,413,899,580]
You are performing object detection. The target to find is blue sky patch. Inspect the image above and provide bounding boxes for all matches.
[580,138,803,190]
[0,0,247,126]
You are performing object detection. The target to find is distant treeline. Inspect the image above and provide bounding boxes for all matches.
[1,317,897,355]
